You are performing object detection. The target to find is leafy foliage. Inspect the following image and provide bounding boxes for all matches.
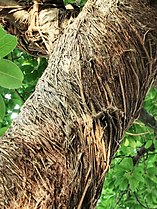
[0,59,24,89]
[0,26,24,124]
[0,26,47,135]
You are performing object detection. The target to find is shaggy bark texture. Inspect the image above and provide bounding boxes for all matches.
[1,0,157,208]
[0,0,80,56]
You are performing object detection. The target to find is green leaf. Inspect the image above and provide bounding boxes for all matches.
[0,27,17,58]
[147,167,157,176]
[0,25,6,37]
[129,177,138,192]
[119,178,128,190]
[0,94,5,122]
[124,138,129,146]
[129,138,137,149]
[154,140,157,150]
[145,140,152,149]
[0,59,23,89]
[145,193,153,203]
[132,167,145,183]
[64,0,76,4]
[97,206,105,209]
[80,0,87,6]
[0,126,8,137]
[120,158,133,171]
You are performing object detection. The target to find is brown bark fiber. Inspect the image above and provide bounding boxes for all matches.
[1,0,157,208]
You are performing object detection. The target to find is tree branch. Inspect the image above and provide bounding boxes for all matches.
[139,108,157,136]
[132,143,155,165]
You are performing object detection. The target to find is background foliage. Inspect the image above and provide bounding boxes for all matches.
[0,26,47,136]
[0,5,157,208]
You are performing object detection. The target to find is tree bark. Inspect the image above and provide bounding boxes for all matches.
[1,0,157,208]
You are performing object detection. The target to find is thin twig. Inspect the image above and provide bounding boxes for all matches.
[134,192,148,209]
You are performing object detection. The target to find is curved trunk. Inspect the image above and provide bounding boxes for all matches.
[1,0,157,208]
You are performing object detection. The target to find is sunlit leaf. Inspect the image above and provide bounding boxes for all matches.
[0,94,5,122]
[145,140,152,149]
[0,25,6,37]
[0,59,23,89]
[124,138,129,146]
[0,27,17,58]
[0,126,8,137]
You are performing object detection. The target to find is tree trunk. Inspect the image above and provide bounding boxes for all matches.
[1,0,157,208]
